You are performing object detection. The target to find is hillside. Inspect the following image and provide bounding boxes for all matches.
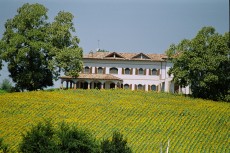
[0,89,229,152]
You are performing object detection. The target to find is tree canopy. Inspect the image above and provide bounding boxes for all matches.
[19,120,132,153]
[19,121,100,153]
[166,26,230,101]
[0,3,83,91]
[101,131,132,153]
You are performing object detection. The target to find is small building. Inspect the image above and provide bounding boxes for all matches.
[59,51,189,93]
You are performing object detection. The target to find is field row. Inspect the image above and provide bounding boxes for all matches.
[0,89,229,152]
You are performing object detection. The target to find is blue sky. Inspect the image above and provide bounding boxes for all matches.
[0,0,229,87]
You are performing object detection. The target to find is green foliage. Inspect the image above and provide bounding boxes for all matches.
[56,122,100,153]
[19,121,99,153]
[19,120,56,153]
[0,137,10,153]
[101,131,132,153]
[0,42,3,72]
[0,3,82,91]
[0,79,13,92]
[0,90,7,94]
[166,27,230,101]
[48,11,83,78]
[0,3,53,91]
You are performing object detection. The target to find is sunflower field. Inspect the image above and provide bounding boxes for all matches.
[0,89,229,152]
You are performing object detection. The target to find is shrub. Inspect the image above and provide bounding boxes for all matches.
[0,79,13,92]
[0,137,10,153]
[56,122,100,153]
[224,93,230,102]
[101,131,132,153]
[19,121,100,153]
[19,120,56,153]
[0,90,7,94]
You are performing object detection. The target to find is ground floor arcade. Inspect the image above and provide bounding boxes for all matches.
[60,75,166,92]
[59,74,187,93]
[59,74,123,90]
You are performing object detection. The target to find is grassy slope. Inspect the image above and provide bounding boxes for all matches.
[0,89,229,152]
[0,90,7,94]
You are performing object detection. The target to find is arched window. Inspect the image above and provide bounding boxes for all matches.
[125,68,130,74]
[84,66,90,74]
[98,67,103,74]
[80,82,88,89]
[124,84,129,89]
[138,84,144,90]
[151,85,156,91]
[109,67,118,74]
[151,69,157,75]
[139,68,144,75]
[94,82,102,89]
[110,83,115,89]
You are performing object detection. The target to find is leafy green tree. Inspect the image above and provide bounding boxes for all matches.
[48,11,83,78]
[101,131,132,153]
[56,122,100,153]
[0,3,52,91]
[19,120,56,153]
[19,121,100,153]
[0,3,83,91]
[166,26,230,101]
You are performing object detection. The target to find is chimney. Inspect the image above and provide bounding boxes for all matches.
[89,51,93,57]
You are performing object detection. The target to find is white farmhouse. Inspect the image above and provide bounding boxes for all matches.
[59,51,189,93]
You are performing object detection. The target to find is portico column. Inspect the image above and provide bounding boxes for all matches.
[72,79,77,90]
[70,81,73,89]
[179,86,182,94]
[60,80,64,89]
[114,81,118,89]
[100,81,105,89]
[167,81,170,92]
[158,84,161,92]
[66,81,69,89]
[91,82,95,89]
[87,81,91,89]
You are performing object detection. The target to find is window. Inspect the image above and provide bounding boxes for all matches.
[124,84,129,89]
[150,69,159,75]
[80,82,88,89]
[125,68,130,75]
[109,67,118,74]
[137,84,144,90]
[136,68,146,75]
[139,68,144,75]
[151,85,156,91]
[84,66,90,74]
[151,69,157,75]
[94,82,102,89]
[98,67,103,74]
[161,82,165,92]
[110,83,116,89]
[122,68,132,75]
[105,52,124,58]
[132,53,150,59]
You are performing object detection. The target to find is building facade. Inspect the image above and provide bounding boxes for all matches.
[59,51,189,93]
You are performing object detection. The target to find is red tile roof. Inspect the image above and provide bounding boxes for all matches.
[84,52,167,61]
[60,74,122,81]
